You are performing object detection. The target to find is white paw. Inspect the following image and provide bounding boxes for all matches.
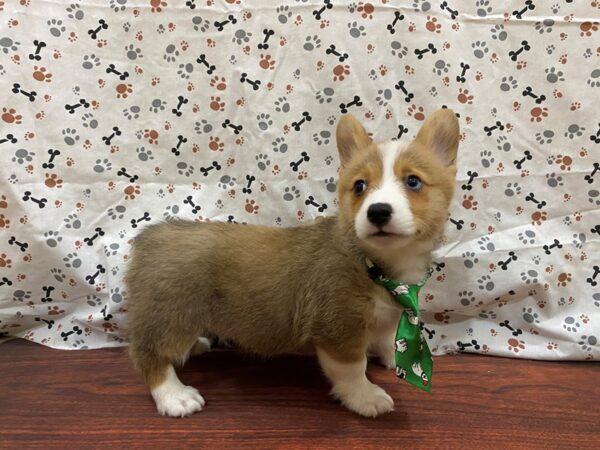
[153,384,205,417]
[191,336,212,356]
[335,382,394,418]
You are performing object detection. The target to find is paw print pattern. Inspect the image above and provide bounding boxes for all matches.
[472,41,489,59]
[257,113,273,131]
[48,19,66,38]
[562,316,580,333]
[462,252,479,269]
[283,186,300,201]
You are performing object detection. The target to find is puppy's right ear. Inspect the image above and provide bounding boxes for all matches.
[336,115,372,166]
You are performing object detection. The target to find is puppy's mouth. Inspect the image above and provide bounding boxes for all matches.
[371,231,397,238]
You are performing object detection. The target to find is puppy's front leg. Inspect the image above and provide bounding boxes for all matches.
[316,347,394,417]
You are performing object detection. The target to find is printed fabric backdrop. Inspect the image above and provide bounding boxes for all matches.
[0,0,598,361]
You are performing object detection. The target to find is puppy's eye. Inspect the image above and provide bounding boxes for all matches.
[405,175,422,191]
[353,180,367,196]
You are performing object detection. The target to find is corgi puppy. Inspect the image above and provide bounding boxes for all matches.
[126,109,459,418]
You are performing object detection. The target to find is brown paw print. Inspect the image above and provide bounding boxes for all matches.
[208,136,224,151]
[209,76,227,91]
[48,305,65,315]
[426,16,441,33]
[272,164,280,175]
[433,312,450,324]
[457,88,473,104]
[580,21,599,37]
[209,95,225,111]
[554,154,572,171]
[547,342,558,350]
[116,83,133,99]
[507,338,525,353]
[558,53,567,64]
[228,189,236,199]
[0,195,8,209]
[531,210,547,226]
[150,0,167,13]
[297,210,305,220]
[0,214,10,229]
[357,2,375,19]
[245,199,259,214]
[332,64,350,81]
[259,54,275,70]
[123,184,141,200]
[0,253,12,268]
[570,102,581,111]
[557,272,572,287]
[144,129,159,144]
[32,65,52,82]
[44,173,63,188]
[2,107,22,124]
[530,106,549,123]
[407,104,425,121]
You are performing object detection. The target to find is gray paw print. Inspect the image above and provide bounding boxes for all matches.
[233,29,252,46]
[433,59,450,76]
[64,214,81,229]
[588,189,600,206]
[545,67,564,83]
[86,295,102,307]
[594,293,600,308]
[48,19,66,37]
[517,230,536,244]
[375,89,393,107]
[347,21,366,38]
[313,130,331,146]
[229,55,237,65]
[490,24,507,41]
[472,41,488,59]
[257,113,273,131]
[391,41,409,58]
[177,62,194,79]
[429,86,438,97]
[0,37,19,54]
[72,340,88,349]
[125,44,143,60]
[522,307,540,324]
[218,175,236,189]
[477,275,494,292]
[564,124,584,139]
[136,146,154,162]
[176,162,194,177]
[562,316,580,333]
[551,3,560,14]
[215,199,224,209]
[256,154,271,171]
[578,335,597,351]
[324,177,336,193]
[368,69,378,80]
[163,44,179,62]
[82,54,100,69]
[316,87,335,104]
[480,150,494,168]
[496,135,511,152]
[66,3,84,20]
[274,96,290,112]
[149,98,166,113]
[476,0,492,17]
[44,231,62,247]
[499,76,518,91]
[123,105,141,120]
[588,69,600,88]
[194,119,213,134]
[107,205,126,220]
[459,290,476,306]
[13,148,35,164]
[462,252,479,269]
[104,243,120,257]
[163,204,180,220]
[327,115,336,126]
[304,35,321,51]
[478,309,497,319]
[93,158,112,173]
[81,113,98,129]
[109,0,128,12]
[546,44,556,55]
[412,0,431,12]
[504,182,521,197]
[283,186,300,201]
[62,128,79,146]
[572,233,586,249]
[535,130,554,145]
[546,172,563,188]
[192,16,210,32]
[520,270,539,285]
[51,268,66,282]
[534,19,554,34]
[276,5,292,23]
[63,252,82,269]
[477,236,495,251]
[111,287,125,303]
[13,289,32,302]
[324,155,334,166]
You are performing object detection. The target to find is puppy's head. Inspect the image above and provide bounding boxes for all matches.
[336,109,459,253]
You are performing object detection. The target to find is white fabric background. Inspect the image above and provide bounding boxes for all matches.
[0,0,598,360]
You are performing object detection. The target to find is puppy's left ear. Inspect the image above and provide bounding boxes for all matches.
[336,115,372,166]
[415,109,460,167]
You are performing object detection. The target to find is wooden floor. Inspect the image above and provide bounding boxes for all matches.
[0,339,598,449]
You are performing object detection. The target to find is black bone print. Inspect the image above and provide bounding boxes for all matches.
[242,175,255,194]
[313,0,333,21]
[396,124,408,139]
[449,216,464,230]
[101,126,121,145]
[305,195,328,213]
[199,161,221,176]
[100,305,113,321]
[433,262,446,272]
[584,162,599,184]
[590,225,600,235]
[65,98,90,114]
[171,135,187,156]
[499,320,523,337]
[291,112,312,131]
[498,251,518,270]
[587,265,599,287]
[35,317,55,329]
[394,80,415,103]
[484,121,505,136]
[130,212,151,228]
[85,264,105,285]
[0,134,18,145]
[456,62,470,83]
[509,40,531,61]
[457,340,480,351]
[41,285,55,303]
[106,64,129,80]
[227,215,236,224]
[12,83,37,102]
[525,192,546,209]
[512,0,535,20]
[290,152,310,171]
[590,124,600,144]
[325,44,349,62]
[258,28,275,50]
[415,43,437,59]
[543,239,562,255]
[420,324,436,340]
[61,326,83,341]
[440,1,459,20]
[461,170,478,191]
[84,227,105,246]
[183,195,201,214]
[0,277,13,287]
[514,150,533,169]
[240,72,261,90]
[222,119,243,134]
[8,236,29,252]
[22,191,47,209]
[387,10,405,34]
[28,39,46,61]
[88,19,108,39]
[117,167,139,183]
[172,95,189,117]
[196,54,216,75]
[522,86,546,104]
[42,149,61,169]
[339,95,362,113]
[185,0,196,10]
[214,14,237,32]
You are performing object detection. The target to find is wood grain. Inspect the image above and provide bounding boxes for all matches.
[0,339,598,449]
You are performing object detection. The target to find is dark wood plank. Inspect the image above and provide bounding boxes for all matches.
[0,339,598,449]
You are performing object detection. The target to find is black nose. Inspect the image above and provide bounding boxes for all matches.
[367,203,393,227]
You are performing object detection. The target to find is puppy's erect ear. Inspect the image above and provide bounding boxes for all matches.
[415,109,460,167]
[336,115,372,166]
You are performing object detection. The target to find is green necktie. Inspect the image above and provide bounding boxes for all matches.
[366,259,433,392]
